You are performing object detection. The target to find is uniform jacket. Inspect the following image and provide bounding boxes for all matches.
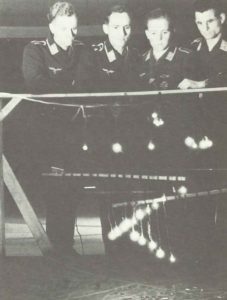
[139,44,197,90]
[22,32,85,93]
[191,37,227,87]
[76,39,141,92]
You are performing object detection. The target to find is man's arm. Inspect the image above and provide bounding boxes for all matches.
[22,43,63,94]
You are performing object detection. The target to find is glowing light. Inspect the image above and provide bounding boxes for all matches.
[129,230,140,242]
[138,235,147,246]
[169,253,176,263]
[151,112,158,119]
[153,118,164,127]
[135,208,145,220]
[156,247,165,259]
[152,201,159,210]
[112,142,123,153]
[145,205,152,215]
[184,136,198,149]
[147,140,155,151]
[119,218,132,232]
[108,230,116,241]
[131,216,138,225]
[178,186,188,195]
[82,143,88,151]
[199,136,213,150]
[148,240,158,252]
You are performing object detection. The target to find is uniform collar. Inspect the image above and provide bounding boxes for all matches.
[104,39,128,63]
[46,32,59,55]
[46,32,74,56]
[198,36,225,52]
[145,45,177,62]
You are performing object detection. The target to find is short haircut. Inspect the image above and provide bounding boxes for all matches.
[145,8,173,30]
[104,4,131,24]
[193,0,224,16]
[47,1,76,22]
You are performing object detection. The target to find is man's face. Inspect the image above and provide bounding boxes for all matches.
[50,14,78,49]
[145,17,172,52]
[195,9,225,40]
[103,12,131,50]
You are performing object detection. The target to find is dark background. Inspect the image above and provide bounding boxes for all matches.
[1,0,227,261]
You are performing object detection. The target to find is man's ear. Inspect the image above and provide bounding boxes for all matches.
[49,22,55,34]
[145,29,150,40]
[220,13,226,24]
[102,23,108,35]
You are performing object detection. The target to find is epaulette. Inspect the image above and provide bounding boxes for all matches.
[92,42,104,52]
[73,39,84,46]
[30,40,47,46]
[178,47,192,54]
[191,38,202,45]
[220,39,227,52]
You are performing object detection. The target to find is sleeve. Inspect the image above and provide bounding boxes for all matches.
[22,44,63,93]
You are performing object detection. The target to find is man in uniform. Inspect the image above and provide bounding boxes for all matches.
[76,5,142,258]
[77,5,141,92]
[140,8,197,91]
[179,0,227,88]
[22,1,85,256]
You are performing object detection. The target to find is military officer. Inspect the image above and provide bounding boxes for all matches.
[140,8,197,91]
[76,5,143,258]
[22,1,85,256]
[77,5,141,92]
[179,0,227,89]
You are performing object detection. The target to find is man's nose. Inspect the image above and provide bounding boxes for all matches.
[204,22,210,31]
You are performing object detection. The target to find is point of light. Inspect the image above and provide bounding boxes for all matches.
[108,230,117,240]
[156,247,165,259]
[148,240,158,252]
[145,205,152,215]
[151,112,158,119]
[152,201,159,210]
[184,136,198,149]
[178,186,187,196]
[169,253,176,263]
[138,235,147,246]
[135,208,145,220]
[129,230,140,242]
[82,144,88,151]
[112,142,123,154]
[199,136,213,150]
[148,140,155,151]
[119,218,132,232]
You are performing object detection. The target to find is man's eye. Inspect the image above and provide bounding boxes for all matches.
[113,26,119,29]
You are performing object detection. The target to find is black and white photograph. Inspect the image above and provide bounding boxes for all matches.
[0,0,227,299]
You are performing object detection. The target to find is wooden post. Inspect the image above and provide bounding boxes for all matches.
[0,99,5,256]
[3,156,52,254]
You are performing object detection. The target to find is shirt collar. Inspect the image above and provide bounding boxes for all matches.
[145,45,177,62]
[46,32,60,55]
[104,39,128,63]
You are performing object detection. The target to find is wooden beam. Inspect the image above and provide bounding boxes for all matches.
[0,97,23,122]
[3,156,52,255]
[0,100,5,256]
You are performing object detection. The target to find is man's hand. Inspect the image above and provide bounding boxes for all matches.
[178,78,207,89]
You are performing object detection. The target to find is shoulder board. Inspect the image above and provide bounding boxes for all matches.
[178,47,192,54]
[30,40,47,46]
[92,42,104,52]
[73,39,84,46]
[220,40,227,52]
[191,38,202,45]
